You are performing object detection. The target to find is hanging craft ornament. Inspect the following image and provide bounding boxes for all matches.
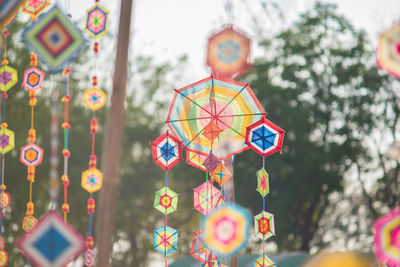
[211,162,232,186]
[22,215,38,233]
[17,211,85,267]
[206,25,252,79]
[22,0,51,19]
[376,21,400,79]
[20,143,44,167]
[0,249,7,266]
[186,150,208,172]
[166,75,265,159]
[256,168,269,198]
[373,206,400,266]
[85,4,109,39]
[203,204,251,257]
[202,152,221,173]
[254,254,277,267]
[154,225,179,256]
[194,181,221,216]
[151,131,182,171]
[153,186,178,215]
[83,87,107,111]
[81,167,103,193]
[0,127,14,155]
[0,65,17,92]
[245,117,285,157]
[190,230,212,264]
[0,191,10,210]
[23,67,45,91]
[22,5,86,72]
[254,211,275,240]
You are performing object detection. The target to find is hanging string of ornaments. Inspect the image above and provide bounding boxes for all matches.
[19,1,50,249]
[151,131,182,266]
[17,2,87,266]
[81,0,109,265]
[0,22,18,267]
[245,118,285,267]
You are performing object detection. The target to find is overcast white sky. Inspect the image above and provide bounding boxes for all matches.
[66,0,400,85]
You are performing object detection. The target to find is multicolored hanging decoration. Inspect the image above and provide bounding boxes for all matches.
[211,162,232,186]
[20,10,51,261]
[245,117,285,158]
[245,116,285,266]
[0,0,25,30]
[254,254,276,267]
[166,75,265,159]
[186,150,208,172]
[22,3,86,225]
[376,21,400,79]
[22,5,86,72]
[193,181,221,216]
[164,75,265,264]
[20,49,46,267]
[154,225,179,256]
[81,1,109,265]
[203,204,251,257]
[373,206,400,266]
[254,211,275,240]
[206,25,251,79]
[151,131,182,265]
[191,230,211,264]
[85,3,109,39]
[17,211,85,267]
[22,0,51,19]
[152,131,182,171]
[0,26,18,266]
[154,187,178,215]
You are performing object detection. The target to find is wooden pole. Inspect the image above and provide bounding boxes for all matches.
[224,156,239,267]
[95,0,133,266]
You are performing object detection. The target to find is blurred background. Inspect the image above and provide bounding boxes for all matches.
[1,0,399,266]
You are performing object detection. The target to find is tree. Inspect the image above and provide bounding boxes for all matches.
[235,2,398,252]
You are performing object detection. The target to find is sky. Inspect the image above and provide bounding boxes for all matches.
[67,0,400,88]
